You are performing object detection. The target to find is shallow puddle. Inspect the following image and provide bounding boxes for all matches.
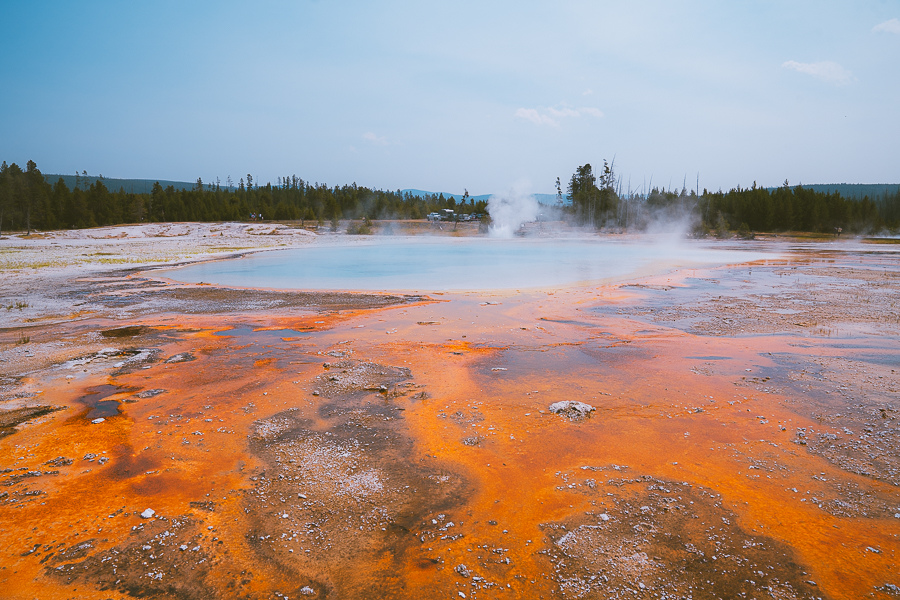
[72,384,138,420]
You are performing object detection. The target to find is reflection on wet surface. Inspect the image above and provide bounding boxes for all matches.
[74,384,138,420]
[1,239,899,599]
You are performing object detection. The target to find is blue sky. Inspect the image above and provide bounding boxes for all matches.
[1,1,898,195]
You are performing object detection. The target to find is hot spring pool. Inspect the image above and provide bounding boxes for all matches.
[159,237,774,292]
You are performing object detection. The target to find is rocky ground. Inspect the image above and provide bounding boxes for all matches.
[602,242,900,489]
[0,226,898,599]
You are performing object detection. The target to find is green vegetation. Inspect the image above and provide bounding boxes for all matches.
[1,159,896,235]
[565,162,900,234]
[0,161,487,233]
[567,161,619,228]
[346,217,373,235]
[769,183,900,200]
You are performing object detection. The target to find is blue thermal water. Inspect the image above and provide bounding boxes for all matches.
[160,237,774,291]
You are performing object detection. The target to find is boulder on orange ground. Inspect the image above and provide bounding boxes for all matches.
[549,401,595,421]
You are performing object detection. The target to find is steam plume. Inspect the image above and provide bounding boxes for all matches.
[487,185,540,238]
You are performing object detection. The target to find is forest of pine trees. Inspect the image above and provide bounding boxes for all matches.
[0,159,897,235]
[0,161,487,234]
[566,162,899,234]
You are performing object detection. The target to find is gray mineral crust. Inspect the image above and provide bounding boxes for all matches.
[549,400,595,420]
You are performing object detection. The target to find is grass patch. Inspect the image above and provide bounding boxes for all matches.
[863,237,900,244]
[96,258,143,264]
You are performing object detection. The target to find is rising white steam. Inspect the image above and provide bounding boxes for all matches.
[487,185,540,238]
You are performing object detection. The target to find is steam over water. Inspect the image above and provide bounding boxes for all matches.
[486,188,541,237]
[162,238,773,292]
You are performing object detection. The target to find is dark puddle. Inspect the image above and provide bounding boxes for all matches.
[214,327,314,342]
[72,385,138,421]
[685,355,732,360]
[210,328,318,372]
[100,326,150,338]
[539,317,613,332]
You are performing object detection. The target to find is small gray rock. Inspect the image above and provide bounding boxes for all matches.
[140,508,155,519]
[165,352,195,364]
[549,401,595,420]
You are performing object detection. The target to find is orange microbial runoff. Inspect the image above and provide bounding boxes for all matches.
[1,248,899,600]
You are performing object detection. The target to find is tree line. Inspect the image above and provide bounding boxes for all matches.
[566,162,899,234]
[0,160,488,234]
[1,158,897,235]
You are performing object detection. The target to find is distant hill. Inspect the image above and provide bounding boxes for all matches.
[533,193,563,205]
[401,189,562,205]
[400,189,492,202]
[766,183,900,199]
[42,178,565,203]
[45,174,894,204]
[44,174,200,194]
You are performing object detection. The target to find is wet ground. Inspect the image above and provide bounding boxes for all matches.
[0,236,898,599]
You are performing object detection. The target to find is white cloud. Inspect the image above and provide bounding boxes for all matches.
[547,106,581,118]
[362,131,387,145]
[782,60,855,85]
[873,18,900,34]
[515,107,558,126]
[582,89,594,96]
[515,105,603,126]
